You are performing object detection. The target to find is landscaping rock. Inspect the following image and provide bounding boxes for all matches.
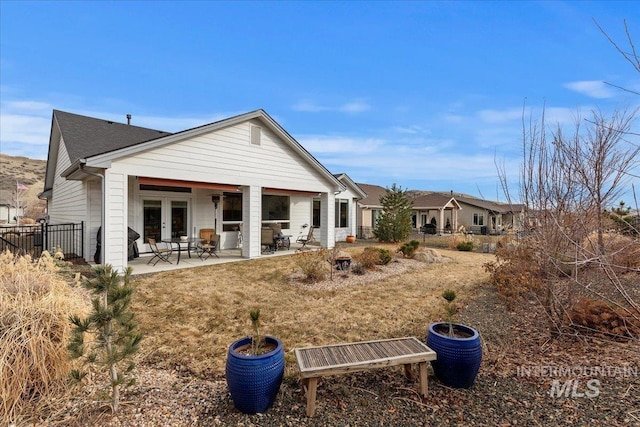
[414,248,451,263]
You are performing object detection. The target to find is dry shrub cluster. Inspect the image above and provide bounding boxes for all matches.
[582,232,640,271]
[483,241,544,308]
[352,247,382,270]
[0,250,83,425]
[295,249,327,282]
[567,298,640,339]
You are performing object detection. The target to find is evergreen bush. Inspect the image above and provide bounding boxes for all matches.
[398,240,420,258]
[68,265,142,414]
[456,241,474,251]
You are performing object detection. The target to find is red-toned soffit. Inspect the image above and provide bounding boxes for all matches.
[138,177,241,192]
[262,187,321,197]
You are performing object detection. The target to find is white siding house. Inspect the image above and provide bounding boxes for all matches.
[333,173,367,242]
[42,109,347,273]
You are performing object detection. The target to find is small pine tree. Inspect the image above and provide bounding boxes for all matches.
[373,183,414,243]
[68,265,142,413]
[442,289,457,337]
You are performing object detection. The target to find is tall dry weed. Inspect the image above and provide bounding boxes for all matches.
[0,250,84,425]
[295,249,328,282]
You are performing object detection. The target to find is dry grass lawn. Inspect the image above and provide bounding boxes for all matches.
[131,245,495,379]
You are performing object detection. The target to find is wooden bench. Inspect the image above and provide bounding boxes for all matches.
[294,337,437,417]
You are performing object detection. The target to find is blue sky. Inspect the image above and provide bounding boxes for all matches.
[1,1,639,201]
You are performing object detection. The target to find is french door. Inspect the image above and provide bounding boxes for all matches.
[142,198,190,248]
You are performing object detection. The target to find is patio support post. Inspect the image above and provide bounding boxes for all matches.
[454,208,459,232]
[438,208,445,235]
[102,169,128,273]
[320,192,335,249]
[242,185,262,259]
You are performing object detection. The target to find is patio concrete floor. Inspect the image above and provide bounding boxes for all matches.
[126,243,310,275]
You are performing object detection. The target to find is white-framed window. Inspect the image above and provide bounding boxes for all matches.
[222,192,243,232]
[262,195,290,229]
[371,209,382,227]
[335,199,349,228]
[312,199,321,227]
[473,213,484,226]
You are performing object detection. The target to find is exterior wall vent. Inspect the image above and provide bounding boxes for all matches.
[250,125,261,146]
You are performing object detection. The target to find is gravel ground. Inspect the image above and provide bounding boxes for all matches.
[37,279,640,427]
[32,251,640,427]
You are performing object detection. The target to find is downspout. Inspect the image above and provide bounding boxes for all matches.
[80,163,105,265]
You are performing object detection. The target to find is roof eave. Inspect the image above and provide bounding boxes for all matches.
[83,109,343,192]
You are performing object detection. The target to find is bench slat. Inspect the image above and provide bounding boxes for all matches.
[295,337,436,377]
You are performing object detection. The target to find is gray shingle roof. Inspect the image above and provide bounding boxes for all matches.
[54,110,172,162]
[356,183,388,207]
[411,193,456,209]
[454,195,524,214]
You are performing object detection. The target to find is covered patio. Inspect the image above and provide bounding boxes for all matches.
[127,240,315,275]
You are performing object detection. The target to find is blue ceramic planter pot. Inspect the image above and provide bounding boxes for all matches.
[427,322,482,388]
[225,335,285,414]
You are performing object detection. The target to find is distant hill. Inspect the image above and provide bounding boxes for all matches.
[0,154,47,219]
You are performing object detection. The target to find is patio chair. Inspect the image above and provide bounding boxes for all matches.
[147,238,172,265]
[261,227,276,254]
[296,225,316,251]
[270,223,291,251]
[198,228,219,260]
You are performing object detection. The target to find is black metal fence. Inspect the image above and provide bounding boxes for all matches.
[357,226,375,240]
[0,222,84,261]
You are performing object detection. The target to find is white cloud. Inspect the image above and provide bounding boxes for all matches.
[477,108,524,124]
[392,125,431,134]
[0,114,51,146]
[298,135,384,154]
[292,101,326,112]
[442,114,464,124]
[292,100,371,114]
[542,107,581,125]
[4,100,53,113]
[339,101,370,113]
[564,80,614,99]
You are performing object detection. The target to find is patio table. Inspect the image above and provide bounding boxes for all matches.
[162,237,202,264]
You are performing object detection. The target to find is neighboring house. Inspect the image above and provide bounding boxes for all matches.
[453,195,525,234]
[355,183,388,239]
[411,193,461,233]
[355,184,527,237]
[0,203,23,224]
[333,174,367,241]
[355,184,461,237]
[41,109,352,273]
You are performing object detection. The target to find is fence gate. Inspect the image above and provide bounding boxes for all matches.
[0,222,84,261]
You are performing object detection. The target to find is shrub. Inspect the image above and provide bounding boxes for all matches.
[398,240,420,258]
[351,261,366,275]
[373,184,414,242]
[369,247,392,265]
[567,298,639,339]
[296,250,327,282]
[456,241,474,251]
[69,265,142,413]
[483,242,544,308]
[354,247,381,270]
[0,250,83,424]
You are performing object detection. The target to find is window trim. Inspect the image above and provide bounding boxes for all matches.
[335,198,349,228]
[473,212,484,226]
